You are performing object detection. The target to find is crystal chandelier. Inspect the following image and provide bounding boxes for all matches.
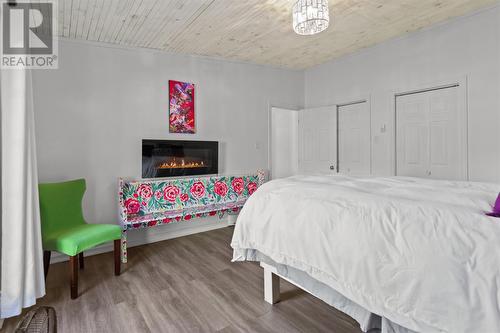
[292,0,330,35]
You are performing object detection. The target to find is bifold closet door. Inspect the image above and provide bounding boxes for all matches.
[337,102,371,175]
[396,86,466,180]
[270,107,298,179]
[299,106,336,174]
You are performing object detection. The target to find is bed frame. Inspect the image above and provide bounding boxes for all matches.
[261,262,370,331]
[261,262,281,304]
[262,261,317,305]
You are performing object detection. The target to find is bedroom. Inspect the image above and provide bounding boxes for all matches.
[1,0,499,332]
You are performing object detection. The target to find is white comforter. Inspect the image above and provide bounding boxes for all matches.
[231,175,500,333]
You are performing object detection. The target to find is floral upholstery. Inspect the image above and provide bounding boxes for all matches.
[119,171,265,231]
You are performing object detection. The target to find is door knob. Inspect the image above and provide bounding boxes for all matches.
[330,165,335,170]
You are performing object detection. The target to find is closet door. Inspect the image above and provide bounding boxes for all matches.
[427,88,464,180]
[396,86,466,180]
[299,106,337,174]
[338,102,371,175]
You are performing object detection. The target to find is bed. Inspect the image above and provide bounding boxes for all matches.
[231,175,500,333]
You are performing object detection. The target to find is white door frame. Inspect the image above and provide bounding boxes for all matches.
[268,105,299,179]
[392,75,469,179]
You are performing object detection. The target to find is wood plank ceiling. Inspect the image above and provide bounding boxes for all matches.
[54,0,498,69]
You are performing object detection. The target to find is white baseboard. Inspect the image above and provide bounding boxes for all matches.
[50,216,231,263]
[227,214,238,226]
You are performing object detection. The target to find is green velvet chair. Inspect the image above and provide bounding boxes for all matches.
[39,179,122,299]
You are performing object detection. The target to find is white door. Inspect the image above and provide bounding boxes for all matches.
[396,93,429,178]
[299,106,337,174]
[270,107,298,179]
[396,86,467,180]
[337,102,371,175]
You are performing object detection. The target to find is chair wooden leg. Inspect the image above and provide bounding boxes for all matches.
[114,239,121,276]
[69,255,78,299]
[43,251,51,280]
[79,252,84,270]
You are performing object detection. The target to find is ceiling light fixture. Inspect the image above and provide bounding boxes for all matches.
[292,0,330,35]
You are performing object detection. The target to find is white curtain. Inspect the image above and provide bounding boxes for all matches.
[0,69,45,319]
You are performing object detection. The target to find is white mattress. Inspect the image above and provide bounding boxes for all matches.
[231,175,500,333]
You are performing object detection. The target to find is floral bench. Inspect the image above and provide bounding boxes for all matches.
[118,170,265,262]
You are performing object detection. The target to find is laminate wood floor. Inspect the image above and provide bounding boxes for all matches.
[3,227,364,333]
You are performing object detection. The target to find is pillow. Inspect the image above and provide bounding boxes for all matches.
[486,193,500,217]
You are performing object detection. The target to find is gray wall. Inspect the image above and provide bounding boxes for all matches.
[33,40,304,231]
[305,5,500,182]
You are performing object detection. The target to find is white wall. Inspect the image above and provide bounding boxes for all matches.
[32,5,500,256]
[32,39,303,250]
[305,5,500,182]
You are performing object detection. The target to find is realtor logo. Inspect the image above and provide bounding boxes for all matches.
[1,0,58,69]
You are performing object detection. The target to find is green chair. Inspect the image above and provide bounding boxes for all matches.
[39,179,122,299]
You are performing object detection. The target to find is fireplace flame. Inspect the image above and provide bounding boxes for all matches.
[157,159,205,169]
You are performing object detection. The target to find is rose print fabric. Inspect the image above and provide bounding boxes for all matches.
[119,171,264,230]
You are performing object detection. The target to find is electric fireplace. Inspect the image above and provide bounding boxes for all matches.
[142,140,218,178]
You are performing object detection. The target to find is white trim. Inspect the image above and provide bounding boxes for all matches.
[268,105,300,179]
[50,219,228,264]
[227,215,238,226]
[267,103,273,176]
[57,37,302,72]
[392,75,467,97]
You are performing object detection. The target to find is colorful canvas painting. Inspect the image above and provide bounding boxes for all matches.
[169,80,195,133]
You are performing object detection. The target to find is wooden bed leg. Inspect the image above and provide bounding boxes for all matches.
[263,264,280,304]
